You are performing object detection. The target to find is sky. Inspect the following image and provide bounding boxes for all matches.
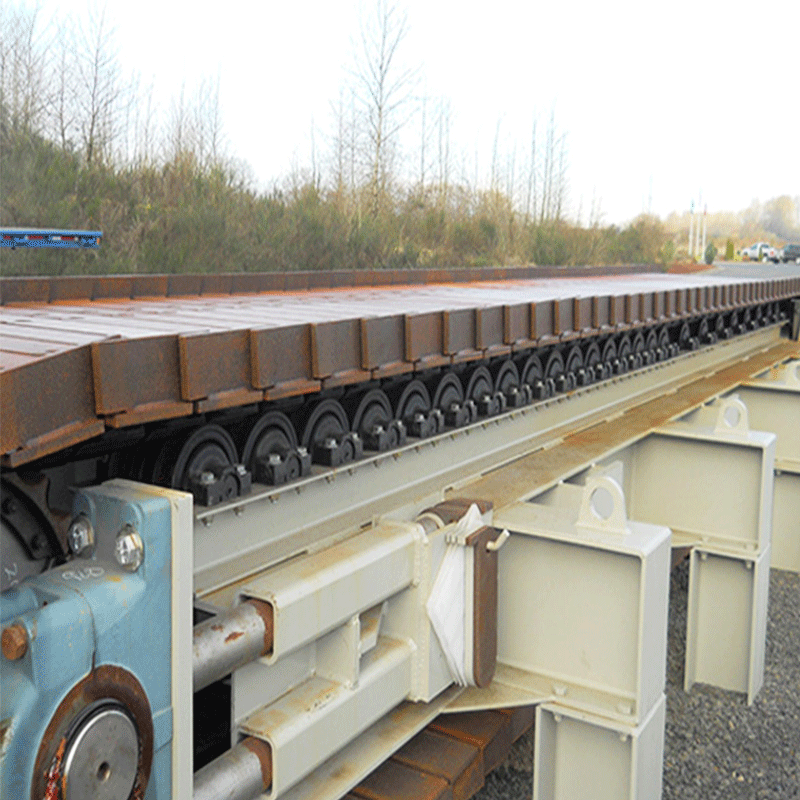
[17,0,800,225]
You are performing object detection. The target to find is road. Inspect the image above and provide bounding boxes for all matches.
[712,259,800,279]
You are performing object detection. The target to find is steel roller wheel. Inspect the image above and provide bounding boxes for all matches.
[464,365,502,416]
[492,359,528,406]
[240,411,303,482]
[146,424,242,503]
[564,345,586,387]
[300,398,358,464]
[0,476,63,592]
[696,317,712,345]
[677,321,694,351]
[346,389,402,451]
[518,353,548,399]
[583,340,605,381]
[616,335,632,373]
[630,331,646,370]
[644,329,658,365]
[656,326,672,358]
[431,372,464,410]
[390,379,441,437]
[600,337,619,375]
[711,314,725,341]
[544,350,570,393]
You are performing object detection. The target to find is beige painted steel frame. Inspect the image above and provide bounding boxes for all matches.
[733,359,800,571]
[533,695,666,800]
[450,475,671,727]
[190,328,797,800]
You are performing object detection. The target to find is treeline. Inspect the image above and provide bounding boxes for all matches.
[0,1,674,276]
[0,129,674,276]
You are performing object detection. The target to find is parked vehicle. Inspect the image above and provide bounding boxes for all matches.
[740,242,780,262]
[781,243,800,263]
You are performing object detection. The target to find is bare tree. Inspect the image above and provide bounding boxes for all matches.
[524,116,537,224]
[0,2,48,134]
[72,6,128,166]
[435,97,451,210]
[349,0,417,216]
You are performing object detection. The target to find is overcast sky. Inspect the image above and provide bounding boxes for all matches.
[21,0,800,225]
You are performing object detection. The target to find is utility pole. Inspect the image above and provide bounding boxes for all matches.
[695,191,703,259]
[701,204,707,261]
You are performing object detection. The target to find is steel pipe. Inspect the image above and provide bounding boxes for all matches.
[193,737,271,800]
[193,599,273,693]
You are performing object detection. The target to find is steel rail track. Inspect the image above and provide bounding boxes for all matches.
[196,324,792,602]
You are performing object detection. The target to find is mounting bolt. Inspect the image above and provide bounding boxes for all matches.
[200,471,216,485]
[67,514,95,557]
[2,497,19,515]
[2,623,28,660]
[115,525,144,572]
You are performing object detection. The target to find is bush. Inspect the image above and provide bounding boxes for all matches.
[704,242,718,265]
[725,239,735,261]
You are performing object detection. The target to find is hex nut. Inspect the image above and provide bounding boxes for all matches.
[115,525,144,572]
[68,514,95,557]
[2,623,28,660]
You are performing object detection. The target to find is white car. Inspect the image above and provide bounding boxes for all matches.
[740,242,779,263]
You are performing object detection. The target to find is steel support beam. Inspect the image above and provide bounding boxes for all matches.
[732,359,800,572]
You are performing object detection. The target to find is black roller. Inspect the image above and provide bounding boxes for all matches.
[145,424,248,505]
[656,326,671,358]
[678,321,696,351]
[631,331,646,369]
[168,425,237,488]
[300,398,362,466]
[389,379,440,438]
[644,329,658,365]
[1,477,62,592]
[240,411,308,485]
[544,350,569,393]
[564,345,585,387]
[713,314,725,341]
[346,389,404,451]
[492,359,528,407]
[601,337,619,375]
[616,334,633,372]
[583,340,605,382]
[431,372,464,412]
[241,411,298,469]
[464,365,502,416]
[518,353,549,399]
[430,372,472,427]
[390,379,431,421]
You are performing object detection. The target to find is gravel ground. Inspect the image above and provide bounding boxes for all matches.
[473,563,800,799]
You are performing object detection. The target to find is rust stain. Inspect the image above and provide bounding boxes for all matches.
[0,719,11,754]
[241,737,273,791]
[210,624,223,632]
[44,737,66,800]
[224,631,244,643]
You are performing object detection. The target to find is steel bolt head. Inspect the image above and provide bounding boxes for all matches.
[2,623,28,660]
[68,514,95,557]
[2,497,19,515]
[115,525,144,572]
[200,471,216,485]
